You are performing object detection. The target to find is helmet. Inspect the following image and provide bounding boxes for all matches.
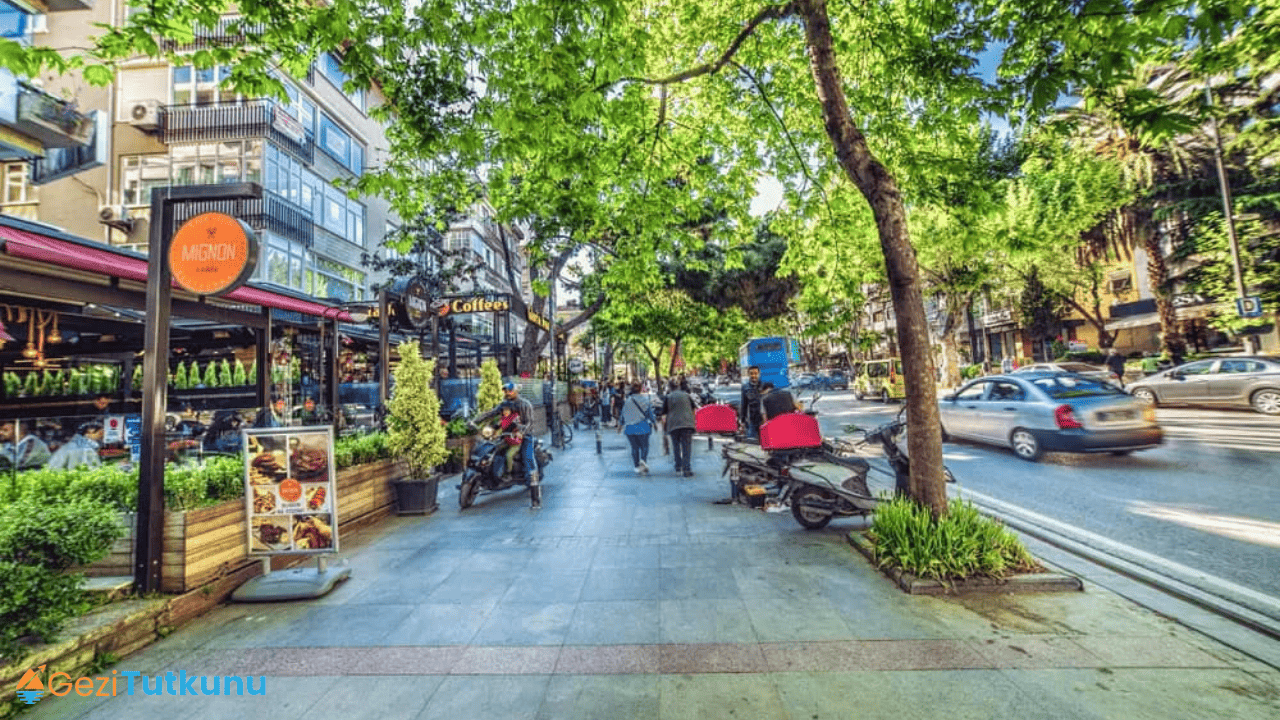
[503,382,517,391]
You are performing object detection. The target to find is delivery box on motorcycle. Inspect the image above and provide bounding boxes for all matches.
[696,403,738,433]
[760,413,822,450]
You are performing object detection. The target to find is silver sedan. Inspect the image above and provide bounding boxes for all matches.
[1013,361,1119,385]
[1127,356,1280,415]
[939,372,1162,461]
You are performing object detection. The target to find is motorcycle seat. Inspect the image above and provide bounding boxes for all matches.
[760,413,822,450]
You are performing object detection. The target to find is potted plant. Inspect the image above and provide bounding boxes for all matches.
[385,340,449,514]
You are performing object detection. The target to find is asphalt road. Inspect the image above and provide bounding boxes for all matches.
[806,391,1280,603]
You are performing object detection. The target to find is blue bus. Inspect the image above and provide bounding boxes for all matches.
[738,336,800,389]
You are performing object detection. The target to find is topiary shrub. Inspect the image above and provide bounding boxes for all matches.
[477,358,504,414]
[386,340,449,478]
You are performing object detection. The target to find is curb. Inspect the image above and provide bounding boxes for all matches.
[846,532,1084,595]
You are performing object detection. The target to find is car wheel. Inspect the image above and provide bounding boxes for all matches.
[1010,428,1042,462]
[854,388,863,401]
[939,424,950,442]
[1131,388,1157,406]
[881,389,890,403]
[1250,388,1280,416]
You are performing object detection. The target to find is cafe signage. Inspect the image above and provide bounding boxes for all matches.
[526,309,550,330]
[439,295,511,316]
[401,279,432,329]
[168,212,258,296]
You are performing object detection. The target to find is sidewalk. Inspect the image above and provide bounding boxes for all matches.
[23,428,1280,719]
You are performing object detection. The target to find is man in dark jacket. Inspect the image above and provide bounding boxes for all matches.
[473,382,540,504]
[661,378,697,476]
[1104,348,1126,388]
[739,366,764,440]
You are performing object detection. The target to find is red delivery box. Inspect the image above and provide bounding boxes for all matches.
[695,404,738,433]
[760,413,822,450]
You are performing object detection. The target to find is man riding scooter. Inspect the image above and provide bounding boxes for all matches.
[471,382,541,508]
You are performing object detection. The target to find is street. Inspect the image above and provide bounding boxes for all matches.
[804,391,1280,603]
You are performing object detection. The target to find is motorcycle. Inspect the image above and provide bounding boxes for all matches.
[458,424,553,509]
[721,399,954,530]
[844,405,957,496]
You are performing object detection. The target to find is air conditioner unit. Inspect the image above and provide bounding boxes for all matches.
[98,204,134,231]
[128,100,161,131]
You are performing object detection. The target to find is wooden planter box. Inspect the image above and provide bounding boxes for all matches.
[78,458,408,593]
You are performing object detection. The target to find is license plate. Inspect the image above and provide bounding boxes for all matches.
[1098,410,1134,421]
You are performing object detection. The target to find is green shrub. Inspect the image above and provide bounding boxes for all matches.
[867,497,1039,581]
[163,456,244,511]
[0,498,123,662]
[0,464,136,512]
[334,431,390,469]
[960,364,983,380]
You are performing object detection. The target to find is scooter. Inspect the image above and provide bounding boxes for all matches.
[721,394,880,530]
[458,425,553,510]
[844,405,957,496]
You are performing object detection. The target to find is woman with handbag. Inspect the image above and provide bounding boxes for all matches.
[618,381,655,474]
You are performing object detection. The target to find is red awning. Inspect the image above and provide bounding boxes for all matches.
[0,224,353,321]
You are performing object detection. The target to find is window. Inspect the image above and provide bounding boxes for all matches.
[262,235,307,291]
[171,64,244,105]
[955,382,988,402]
[318,114,363,174]
[3,163,34,204]
[0,2,32,44]
[1108,271,1133,295]
[988,381,1025,402]
[120,154,170,206]
[320,52,366,112]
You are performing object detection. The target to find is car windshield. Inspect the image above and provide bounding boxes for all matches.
[1030,375,1123,399]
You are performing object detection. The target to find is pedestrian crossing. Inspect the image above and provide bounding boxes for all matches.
[1156,408,1280,453]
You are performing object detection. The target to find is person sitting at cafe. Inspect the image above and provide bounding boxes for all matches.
[0,420,51,470]
[47,421,104,470]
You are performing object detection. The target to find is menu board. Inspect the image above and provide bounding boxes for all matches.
[242,426,338,555]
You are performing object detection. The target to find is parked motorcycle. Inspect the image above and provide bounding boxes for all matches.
[721,400,954,530]
[721,394,880,530]
[458,425,553,509]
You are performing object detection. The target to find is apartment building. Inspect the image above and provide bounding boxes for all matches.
[22,6,394,303]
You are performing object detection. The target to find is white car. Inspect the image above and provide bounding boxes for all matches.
[1013,362,1119,385]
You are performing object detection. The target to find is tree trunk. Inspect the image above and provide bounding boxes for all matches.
[1138,219,1185,357]
[800,0,946,517]
[938,301,966,388]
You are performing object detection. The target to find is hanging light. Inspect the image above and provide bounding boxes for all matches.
[46,313,62,344]
[22,313,38,358]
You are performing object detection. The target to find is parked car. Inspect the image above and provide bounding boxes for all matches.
[854,358,904,402]
[938,372,1162,461]
[1127,356,1280,416]
[715,374,731,387]
[817,369,848,390]
[1014,362,1119,385]
[792,372,817,389]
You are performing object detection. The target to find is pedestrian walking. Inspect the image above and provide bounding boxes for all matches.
[619,381,655,474]
[661,378,697,476]
[1105,347,1126,388]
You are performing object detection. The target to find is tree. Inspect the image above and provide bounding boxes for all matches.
[14,0,1258,518]
[477,358,504,413]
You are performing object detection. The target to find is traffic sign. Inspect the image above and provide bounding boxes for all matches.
[568,358,584,374]
[1236,296,1263,318]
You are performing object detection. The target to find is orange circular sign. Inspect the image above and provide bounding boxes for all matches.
[278,479,302,503]
[168,213,258,296]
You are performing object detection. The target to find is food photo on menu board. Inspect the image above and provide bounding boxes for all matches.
[243,429,338,555]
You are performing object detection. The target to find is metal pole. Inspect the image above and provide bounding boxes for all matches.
[136,183,261,594]
[378,289,389,408]
[1205,82,1256,354]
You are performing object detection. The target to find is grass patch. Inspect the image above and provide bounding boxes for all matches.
[866,497,1040,581]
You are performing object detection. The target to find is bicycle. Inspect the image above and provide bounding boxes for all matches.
[550,407,573,448]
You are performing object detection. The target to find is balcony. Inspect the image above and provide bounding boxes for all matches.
[172,189,314,249]
[162,16,266,52]
[161,100,313,164]
[14,84,95,148]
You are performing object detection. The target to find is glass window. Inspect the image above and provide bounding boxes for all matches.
[323,185,345,234]
[989,381,1025,402]
[120,154,171,206]
[1177,361,1215,376]
[1031,375,1122,399]
[955,382,988,402]
[0,3,31,43]
[3,162,33,204]
[319,115,351,166]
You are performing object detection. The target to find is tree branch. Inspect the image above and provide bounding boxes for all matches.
[598,2,798,92]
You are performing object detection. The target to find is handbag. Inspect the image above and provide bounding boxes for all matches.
[624,397,654,435]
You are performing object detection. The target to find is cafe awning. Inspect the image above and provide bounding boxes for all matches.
[0,220,354,321]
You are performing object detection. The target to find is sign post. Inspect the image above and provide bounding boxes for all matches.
[135,184,262,595]
[1237,296,1263,319]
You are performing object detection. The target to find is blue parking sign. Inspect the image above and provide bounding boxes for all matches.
[1236,296,1263,319]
